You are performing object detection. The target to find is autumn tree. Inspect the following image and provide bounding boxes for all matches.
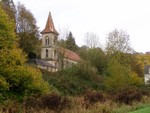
[105,29,135,68]
[104,59,143,92]
[104,29,143,91]
[105,29,133,55]
[82,48,107,75]
[1,0,16,22]
[0,3,16,49]
[0,4,49,101]
[16,2,40,59]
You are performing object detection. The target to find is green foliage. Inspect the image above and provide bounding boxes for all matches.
[77,45,89,59]
[104,59,143,92]
[42,61,102,95]
[0,62,50,100]
[58,31,78,52]
[129,107,150,113]
[16,2,41,58]
[84,48,107,75]
[104,60,129,91]
[18,32,41,58]
[16,2,38,33]
[0,5,50,101]
[0,3,16,49]
[109,52,143,77]
[1,0,16,22]
[65,31,79,52]
[136,53,150,67]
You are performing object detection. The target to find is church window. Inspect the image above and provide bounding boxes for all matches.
[46,49,48,57]
[54,50,57,59]
[45,36,50,45]
[45,38,47,45]
[48,38,50,45]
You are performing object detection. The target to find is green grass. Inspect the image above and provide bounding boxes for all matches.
[129,107,150,113]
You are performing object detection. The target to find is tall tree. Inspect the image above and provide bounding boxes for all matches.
[0,3,16,49]
[105,29,143,89]
[16,2,40,58]
[65,31,78,52]
[105,29,133,54]
[0,5,49,100]
[1,0,16,21]
[16,2,38,33]
[86,48,107,74]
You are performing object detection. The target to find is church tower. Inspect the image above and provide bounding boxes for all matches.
[41,12,59,71]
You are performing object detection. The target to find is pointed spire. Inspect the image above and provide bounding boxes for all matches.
[41,12,59,35]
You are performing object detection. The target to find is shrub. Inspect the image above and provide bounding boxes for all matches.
[115,88,142,104]
[0,65,50,102]
[139,86,150,96]
[84,90,106,108]
[42,61,103,95]
[24,93,71,111]
[104,59,143,93]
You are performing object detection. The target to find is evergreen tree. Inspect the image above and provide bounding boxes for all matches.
[65,31,78,52]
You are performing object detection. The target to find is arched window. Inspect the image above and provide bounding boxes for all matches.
[48,38,50,45]
[54,50,57,59]
[46,49,48,57]
[45,38,47,45]
[45,36,49,45]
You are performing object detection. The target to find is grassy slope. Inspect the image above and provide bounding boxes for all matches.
[129,107,150,113]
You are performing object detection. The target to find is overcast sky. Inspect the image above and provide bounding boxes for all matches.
[13,0,150,53]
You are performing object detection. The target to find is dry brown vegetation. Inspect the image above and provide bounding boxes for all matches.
[0,90,150,113]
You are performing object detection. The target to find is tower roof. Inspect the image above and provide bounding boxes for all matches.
[41,12,59,35]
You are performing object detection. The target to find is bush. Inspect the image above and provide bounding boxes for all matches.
[115,88,142,104]
[0,65,50,101]
[24,93,71,111]
[42,61,103,95]
[104,60,143,92]
[139,86,150,96]
[84,90,106,108]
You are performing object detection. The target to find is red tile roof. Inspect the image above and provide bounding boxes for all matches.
[41,12,59,35]
[59,47,81,61]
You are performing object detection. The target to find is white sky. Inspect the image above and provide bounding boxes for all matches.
[13,0,150,53]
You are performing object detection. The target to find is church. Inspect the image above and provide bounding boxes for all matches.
[39,12,81,72]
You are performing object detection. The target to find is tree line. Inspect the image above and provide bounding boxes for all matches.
[0,0,150,103]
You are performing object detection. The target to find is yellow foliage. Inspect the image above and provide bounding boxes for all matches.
[129,71,143,86]
[22,66,50,94]
[136,54,150,67]
[0,48,26,67]
[0,4,50,99]
[104,60,144,91]
[0,4,17,49]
